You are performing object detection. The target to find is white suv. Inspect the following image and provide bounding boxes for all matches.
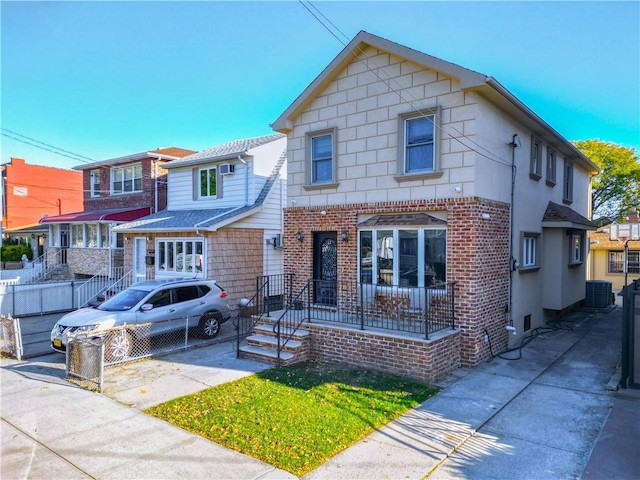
[51,278,231,354]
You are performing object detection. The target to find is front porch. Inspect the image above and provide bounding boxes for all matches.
[237,275,461,383]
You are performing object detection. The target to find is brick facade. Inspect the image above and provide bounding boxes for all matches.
[308,323,460,383]
[284,196,510,368]
[83,159,169,213]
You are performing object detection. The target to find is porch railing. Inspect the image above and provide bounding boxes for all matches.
[273,278,455,334]
[267,278,456,364]
[234,273,295,356]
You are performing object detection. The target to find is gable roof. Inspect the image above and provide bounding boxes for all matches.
[271,30,598,174]
[114,148,287,233]
[541,202,597,230]
[164,134,285,169]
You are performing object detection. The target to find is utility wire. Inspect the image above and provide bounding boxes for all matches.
[298,0,512,168]
[1,127,94,162]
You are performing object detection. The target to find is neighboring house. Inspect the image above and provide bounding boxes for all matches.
[271,31,600,373]
[1,157,83,258]
[114,134,287,305]
[589,213,640,291]
[39,147,195,278]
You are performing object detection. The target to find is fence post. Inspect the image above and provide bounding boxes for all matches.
[359,282,365,331]
[451,282,456,330]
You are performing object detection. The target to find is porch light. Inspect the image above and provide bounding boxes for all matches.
[341,230,349,242]
[296,231,304,243]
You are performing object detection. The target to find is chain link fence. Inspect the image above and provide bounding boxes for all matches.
[0,314,23,360]
[65,309,239,392]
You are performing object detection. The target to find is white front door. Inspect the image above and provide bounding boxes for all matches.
[134,237,147,282]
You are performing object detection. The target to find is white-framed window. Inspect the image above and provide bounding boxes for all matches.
[49,224,60,247]
[609,251,640,274]
[157,238,205,275]
[71,224,84,247]
[306,129,336,185]
[571,233,583,264]
[530,137,542,180]
[111,163,142,194]
[199,167,217,198]
[90,169,101,197]
[523,236,537,267]
[86,224,98,248]
[563,159,574,204]
[546,147,556,186]
[100,224,110,248]
[359,227,446,287]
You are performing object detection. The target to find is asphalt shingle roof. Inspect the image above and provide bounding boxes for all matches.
[116,147,287,232]
[168,134,285,165]
[542,201,596,228]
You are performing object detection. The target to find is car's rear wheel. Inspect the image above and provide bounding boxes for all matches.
[199,312,222,339]
[104,330,133,362]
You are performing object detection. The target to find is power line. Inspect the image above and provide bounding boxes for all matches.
[1,128,94,163]
[298,0,512,168]
[1,132,93,164]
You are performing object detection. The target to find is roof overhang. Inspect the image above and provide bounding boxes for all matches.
[40,207,152,224]
[541,202,597,231]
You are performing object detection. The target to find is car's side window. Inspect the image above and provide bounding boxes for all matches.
[147,289,172,307]
[176,286,201,303]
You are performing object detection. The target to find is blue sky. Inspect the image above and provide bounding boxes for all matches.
[1,1,638,170]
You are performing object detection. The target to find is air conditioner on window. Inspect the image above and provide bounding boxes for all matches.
[273,234,284,249]
[219,163,235,175]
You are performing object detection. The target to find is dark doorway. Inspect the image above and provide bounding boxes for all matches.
[313,232,337,306]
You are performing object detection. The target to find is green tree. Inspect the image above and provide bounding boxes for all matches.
[572,139,640,221]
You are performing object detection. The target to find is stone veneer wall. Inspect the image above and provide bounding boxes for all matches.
[284,196,510,368]
[67,248,110,276]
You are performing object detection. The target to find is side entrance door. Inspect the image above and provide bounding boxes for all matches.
[134,237,147,282]
[313,232,337,306]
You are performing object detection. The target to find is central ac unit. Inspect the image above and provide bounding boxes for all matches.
[219,163,235,175]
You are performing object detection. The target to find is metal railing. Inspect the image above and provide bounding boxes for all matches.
[76,266,127,308]
[266,278,456,365]
[234,273,295,356]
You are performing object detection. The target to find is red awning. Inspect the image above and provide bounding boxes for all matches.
[40,207,151,224]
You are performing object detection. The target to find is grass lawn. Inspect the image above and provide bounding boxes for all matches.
[145,361,438,476]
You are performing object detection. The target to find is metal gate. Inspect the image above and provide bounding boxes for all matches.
[622,280,640,389]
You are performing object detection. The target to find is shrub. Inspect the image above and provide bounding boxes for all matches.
[1,244,33,262]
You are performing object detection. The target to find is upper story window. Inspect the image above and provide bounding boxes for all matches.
[305,128,336,187]
[90,169,100,197]
[563,159,574,204]
[405,116,434,173]
[199,167,217,198]
[546,147,556,186]
[396,109,441,181]
[530,137,542,180]
[112,164,142,195]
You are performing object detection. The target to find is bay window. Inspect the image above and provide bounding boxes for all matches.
[359,227,446,287]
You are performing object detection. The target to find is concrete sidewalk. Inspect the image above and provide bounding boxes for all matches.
[2,306,638,479]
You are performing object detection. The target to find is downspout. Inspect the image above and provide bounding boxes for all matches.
[154,158,158,214]
[508,134,521,322]
[238,154,248,206]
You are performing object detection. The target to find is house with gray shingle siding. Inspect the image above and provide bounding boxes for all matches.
[115,134,287,305]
